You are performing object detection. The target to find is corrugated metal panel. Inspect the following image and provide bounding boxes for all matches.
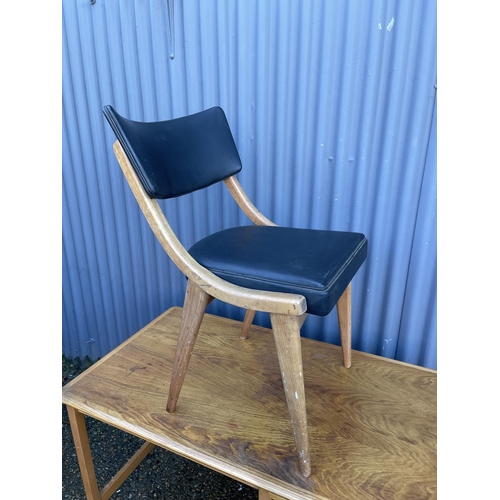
[396,99,437,368]
[62,0,437,369]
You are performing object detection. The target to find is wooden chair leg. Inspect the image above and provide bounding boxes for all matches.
[337,282,352,368]
[67,406,101,500]
[241,311,306,340]
[269,312,311,477]
[259,489,288,500]
[240,309,256,339]
[167,279,211,413]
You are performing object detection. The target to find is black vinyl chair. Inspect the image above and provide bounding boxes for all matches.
[103,105,368,477]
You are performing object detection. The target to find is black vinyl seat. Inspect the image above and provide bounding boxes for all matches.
[189,225,367,317]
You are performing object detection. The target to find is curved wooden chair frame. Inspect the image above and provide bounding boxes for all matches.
[113,140,353,477]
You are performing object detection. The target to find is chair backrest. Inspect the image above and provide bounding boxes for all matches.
[103,105,306,315]
[102,105,242,199]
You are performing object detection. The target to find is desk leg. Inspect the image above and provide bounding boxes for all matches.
[67,406,101,499]
[66,405,156,500]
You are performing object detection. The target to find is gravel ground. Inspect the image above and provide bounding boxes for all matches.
[62,356,259,499]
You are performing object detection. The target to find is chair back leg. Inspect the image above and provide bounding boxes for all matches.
[336,283,352,368]
[240,309,256,339]
[167,279,211,412]
[269,313,311,477]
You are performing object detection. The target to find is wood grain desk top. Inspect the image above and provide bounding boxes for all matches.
[62,307,436,500]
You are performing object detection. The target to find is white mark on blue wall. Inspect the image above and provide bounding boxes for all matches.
[387,17,395,31]
[382,338,393,351]
[378,23,382,30]
[167,0,175,59]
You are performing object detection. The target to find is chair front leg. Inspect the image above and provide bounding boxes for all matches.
[336,282,352,368]
[167,279,211,413]
[269,312,311,477]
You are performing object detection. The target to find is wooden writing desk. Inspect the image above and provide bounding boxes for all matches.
[62,307,436,499]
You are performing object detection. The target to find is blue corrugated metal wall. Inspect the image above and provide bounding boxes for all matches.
[62,0,437,369]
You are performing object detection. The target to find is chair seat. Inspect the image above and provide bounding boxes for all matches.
[189,226,368,316]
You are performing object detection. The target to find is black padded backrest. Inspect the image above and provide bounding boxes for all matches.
[103,105,242,199]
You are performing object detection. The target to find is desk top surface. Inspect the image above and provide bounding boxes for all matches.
[62,307,436,500]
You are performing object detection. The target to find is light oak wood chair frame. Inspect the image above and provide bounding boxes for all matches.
[113,141,352,477]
